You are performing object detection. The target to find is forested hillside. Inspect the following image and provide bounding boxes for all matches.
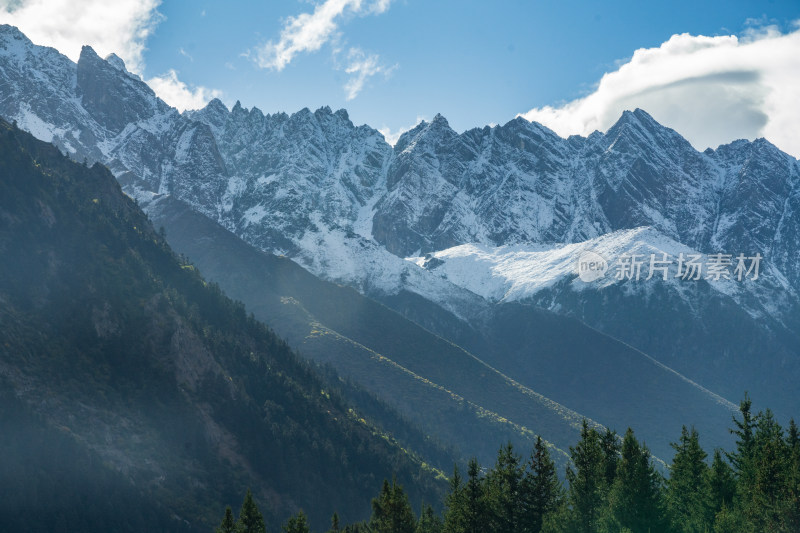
[0,119,446,531]
[219,396,800,533]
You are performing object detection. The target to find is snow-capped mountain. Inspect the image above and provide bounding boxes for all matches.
[2,23,798,295]
[1,24,798,416]
[380,108,800,291]
[407,226,797,323]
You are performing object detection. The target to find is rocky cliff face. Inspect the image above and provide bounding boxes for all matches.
[76,46,169,134]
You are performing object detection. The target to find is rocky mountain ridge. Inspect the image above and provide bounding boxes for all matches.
[3,23,798,299]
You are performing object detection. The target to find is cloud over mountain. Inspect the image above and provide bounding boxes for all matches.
[520,24,800,157]
[0,0,221,111]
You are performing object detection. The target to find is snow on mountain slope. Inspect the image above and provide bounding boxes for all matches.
[407,226,797,326]
[292,211,488,320]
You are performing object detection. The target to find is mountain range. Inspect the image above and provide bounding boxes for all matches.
[1,22,798,486]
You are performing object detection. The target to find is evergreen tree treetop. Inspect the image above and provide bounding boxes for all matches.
[238,489,267,533]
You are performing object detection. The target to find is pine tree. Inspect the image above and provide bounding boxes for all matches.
[416,503,443,533]
[370,478,416,533]
[464,458,488,533]
[329,512,340,533]
[600,428,620,488]
[283,510,310,533]
[608,428,667,533]
[746,409,789,531]
[486,442,524,533]
[521,436,563,533]
[667,426,710,533]
[786,419,800,531]
[721,394,761,530]
[237,489,267,533]
[443,465,466,533]
[217,506,237,533]
[728,393,758,474]
[371,479,393,532]
[565,420,605,533]
[789,419,800,455]
[705,449,735,519]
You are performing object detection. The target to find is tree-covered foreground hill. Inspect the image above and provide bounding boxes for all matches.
[0,118,447,532]
[226,395,799,533]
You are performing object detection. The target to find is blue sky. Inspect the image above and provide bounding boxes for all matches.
[2,0,799,154]
[145,1,800,132]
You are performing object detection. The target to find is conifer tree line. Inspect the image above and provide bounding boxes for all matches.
[216,395,800,533]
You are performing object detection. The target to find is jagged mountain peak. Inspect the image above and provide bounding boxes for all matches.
[586,130,603,141]
[103,52,127,72]
[606,107,663,135]
[249,105,265,120]
[78,44,102,63]
[277,105,361,138]
[599,108,700,174]
[0,23,30,43]
[604,107,689,148]
[496,115,566,148]
[610,107,658,126]
[75,44,169,134]
[184,97,230,136]
[709,136,797,168]
[709,137,752,152]
[205,97,228,113]
[393,120,428,152]
[335,108,350,122]
[431,112,449,126]
[749,136,794,160]
[501,115,534,130]
[626,107,653,120]
[0,24,69,75]
[312,105,355,128]
[401,112,457,148]
[232,99,254,117]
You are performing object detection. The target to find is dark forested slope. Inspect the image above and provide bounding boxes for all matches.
[0,119,444,532]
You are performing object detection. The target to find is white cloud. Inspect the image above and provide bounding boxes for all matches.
[254,0,393,71]
[0,0,162,73]
[379,115,425,146]
[520,24,800,157]
[368,0,392,14]
[343,47,395,100]
[146,70,222,112]
[0,0,222,112]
